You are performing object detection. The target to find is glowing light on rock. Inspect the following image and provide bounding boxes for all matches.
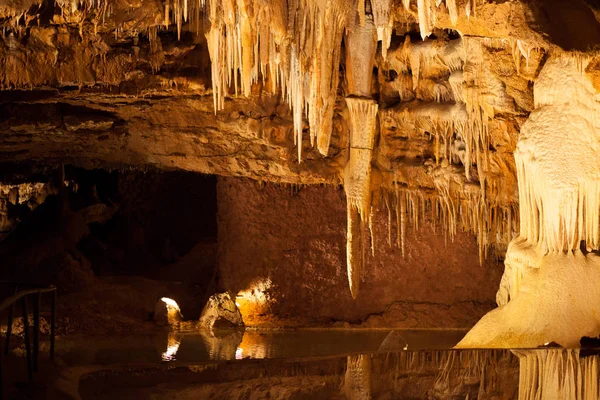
[154,297,183,328]
[161,297,181,311]
[235,278,273,321]
[199,292,244,329]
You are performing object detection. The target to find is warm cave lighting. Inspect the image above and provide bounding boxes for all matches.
[234,278,273,322]
[235,347,243,360]
[161,297,180,310]
[161,297,182,326]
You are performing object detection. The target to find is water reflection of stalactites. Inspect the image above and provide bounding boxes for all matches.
[370,350,519,399]
[344,354,372,400]
[433,350,518,398]
[515,349,600,400]
[199,329,244,360]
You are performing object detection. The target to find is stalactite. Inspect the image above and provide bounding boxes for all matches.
[371,0,393,59]
[446,0,458,25]
[344,98,378,299]
[202,0,352,159]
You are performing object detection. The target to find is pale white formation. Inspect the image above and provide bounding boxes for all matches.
[342,5,380,299]
[459,56,600,348]
[405,0,459,39]
[516,349,600,400]
[371,0,393,59]
[204,0,351,159]
[344,98,378,299]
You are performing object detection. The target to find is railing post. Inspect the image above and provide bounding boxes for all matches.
[21,297,33,382]
[33,292,40,372]
[50,290,56,361]
[0,328,4,400]
[4,303,13,356]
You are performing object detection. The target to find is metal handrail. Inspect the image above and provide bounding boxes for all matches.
[1,282,57,400]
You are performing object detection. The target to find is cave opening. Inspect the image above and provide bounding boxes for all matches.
[0,164,220,323]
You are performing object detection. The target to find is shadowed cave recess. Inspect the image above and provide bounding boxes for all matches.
[2,0,600,398]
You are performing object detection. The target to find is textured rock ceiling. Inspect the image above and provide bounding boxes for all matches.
[1,0,599,260]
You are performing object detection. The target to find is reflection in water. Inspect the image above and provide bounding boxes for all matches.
[198,329,244,360]
[69,331,600,399]
[516,349,600,399]
[344,355,372,400]
[340,349,600,399]
[161,332,182,361]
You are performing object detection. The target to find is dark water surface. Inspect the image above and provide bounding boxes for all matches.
[52,330,599,399]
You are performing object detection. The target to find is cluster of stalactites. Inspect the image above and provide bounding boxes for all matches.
[379,182,516,264]
[55,0,107,13]
[401,0,459,40]
[204,0,352,160]
[163,0,206,40]
[399,37,494,185]
[515,155,600,254]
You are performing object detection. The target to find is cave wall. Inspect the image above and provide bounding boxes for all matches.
[217,177,504,328]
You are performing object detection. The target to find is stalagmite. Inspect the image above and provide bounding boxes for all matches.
[458,56,600,348]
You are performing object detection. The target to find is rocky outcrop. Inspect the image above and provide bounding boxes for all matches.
[198,292,244,329]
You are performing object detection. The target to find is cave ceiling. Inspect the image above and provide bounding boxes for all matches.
[1,0,599,257]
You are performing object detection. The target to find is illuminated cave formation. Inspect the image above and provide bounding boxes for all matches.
[2,0,600,355]
[458,56,600,348]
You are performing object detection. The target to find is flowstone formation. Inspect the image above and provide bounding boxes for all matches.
[458,56,600,348]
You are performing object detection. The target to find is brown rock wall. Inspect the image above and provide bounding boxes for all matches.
[217,177,503,328]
